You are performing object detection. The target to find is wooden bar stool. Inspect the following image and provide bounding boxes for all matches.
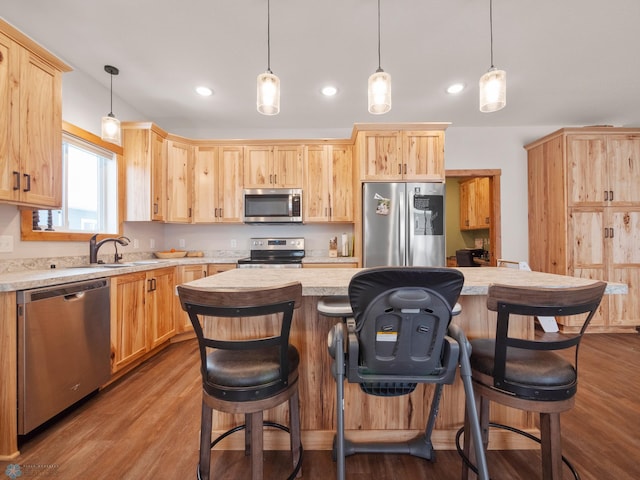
[461,281,606,480]
[178,282,304,480]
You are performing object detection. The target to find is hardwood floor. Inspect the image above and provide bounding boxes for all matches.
[2,333,638,479]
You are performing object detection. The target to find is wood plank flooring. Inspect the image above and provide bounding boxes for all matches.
[1,333,638,479]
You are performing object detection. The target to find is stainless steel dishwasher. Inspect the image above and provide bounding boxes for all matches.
[17,278,111,435]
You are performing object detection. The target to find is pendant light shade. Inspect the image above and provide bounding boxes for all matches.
[479,0,506,113]
[368,69,392,114]
[257,71,280,115]
[257,0,280,115]
[479,67,506,113]
[368,0,391,114]
[101,65,121,145]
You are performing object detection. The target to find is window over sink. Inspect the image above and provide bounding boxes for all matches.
[20,122,124,241]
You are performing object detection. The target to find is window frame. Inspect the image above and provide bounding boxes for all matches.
[20,121,125,242]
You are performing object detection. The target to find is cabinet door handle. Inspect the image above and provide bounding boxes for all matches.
[153,203,158,214]
[398,163,402,175]
[270,174,273,184]
[188,207,192,218]
[147,279,154,292]
[403,163,407,175]
[13,171,20,191]
[219,208,223,218]
[23,173,31,192]
[609,227,614,238]
[214,208,218,218]
[274,174,277,184]
[609,190,614,202]
[604,190,608,201]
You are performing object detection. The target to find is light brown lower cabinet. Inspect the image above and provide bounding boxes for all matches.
[146,267,175,349]
[110,267,175,374]
[110,272,146,373]
[174,263,236,333]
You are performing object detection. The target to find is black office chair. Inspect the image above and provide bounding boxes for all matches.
[460,281,606,480]
[178,282,303,480]
[327,267,488,480]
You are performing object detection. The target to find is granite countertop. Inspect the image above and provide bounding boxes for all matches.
[0,255,358,292]
[183,267,628,297]
[0,257,233,292]
[0,260,627,295]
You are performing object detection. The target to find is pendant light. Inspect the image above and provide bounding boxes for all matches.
[479,0,506,112]
[101,65,121,145]
[257,0,280,115]
[368,0,391,114]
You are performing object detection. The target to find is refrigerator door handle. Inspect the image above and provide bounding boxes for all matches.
[407,188,415,265]
[399,190,405,265]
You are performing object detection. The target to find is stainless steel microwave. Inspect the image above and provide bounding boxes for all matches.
[243,188,303,223]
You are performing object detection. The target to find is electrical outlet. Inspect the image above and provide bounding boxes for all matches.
[179,239,186,248]
[133,238,139,249]
[230,239,237,248]
[0,235,14,253]
[150,238,156,249]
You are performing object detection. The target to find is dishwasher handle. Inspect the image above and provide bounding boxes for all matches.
[64,291,86,302]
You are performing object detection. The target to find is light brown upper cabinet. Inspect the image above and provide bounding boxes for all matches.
[194,146,244,223]
[459,177,490,230]
[567,134,640,206]
[122,123,167,222]
[357,130,445,181]
[166,139,194,223]
[526,128,640,331]
[244,145,303,188]
[0,22,70,208]
[304,144,353,223]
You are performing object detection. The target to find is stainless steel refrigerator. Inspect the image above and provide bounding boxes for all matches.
[362,182,445,267]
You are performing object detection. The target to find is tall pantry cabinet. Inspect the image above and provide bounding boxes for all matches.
[525,128,640,331]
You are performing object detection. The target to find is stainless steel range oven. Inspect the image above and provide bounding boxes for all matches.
[237,237,305,268]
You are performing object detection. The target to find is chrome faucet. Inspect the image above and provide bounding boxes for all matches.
[89,234,131,264]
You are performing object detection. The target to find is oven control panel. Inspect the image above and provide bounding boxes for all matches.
[250,237,305,251]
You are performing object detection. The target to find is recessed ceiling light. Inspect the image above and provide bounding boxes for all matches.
[195,86,213,97]
[446,83,466,94]
[321,85,338,97]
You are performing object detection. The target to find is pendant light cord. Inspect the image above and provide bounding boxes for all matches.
[109,73,114,115]
[376,0,382,71]
[267,0,272,73]
[489,0,494,68]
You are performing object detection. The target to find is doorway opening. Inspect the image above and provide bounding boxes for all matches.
[445,169,501,266]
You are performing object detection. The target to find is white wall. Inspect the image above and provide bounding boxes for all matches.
[0,69,563,263]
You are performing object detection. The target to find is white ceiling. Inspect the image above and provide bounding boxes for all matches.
[2,0,639,137]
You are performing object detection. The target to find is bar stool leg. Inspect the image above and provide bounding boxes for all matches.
[245,413,252,457]
[250,411,263,480]
[289,389,302,477]
[199,399,213,480]
[540,412,563,480]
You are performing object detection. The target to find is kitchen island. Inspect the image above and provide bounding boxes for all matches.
[183,267,625,451]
